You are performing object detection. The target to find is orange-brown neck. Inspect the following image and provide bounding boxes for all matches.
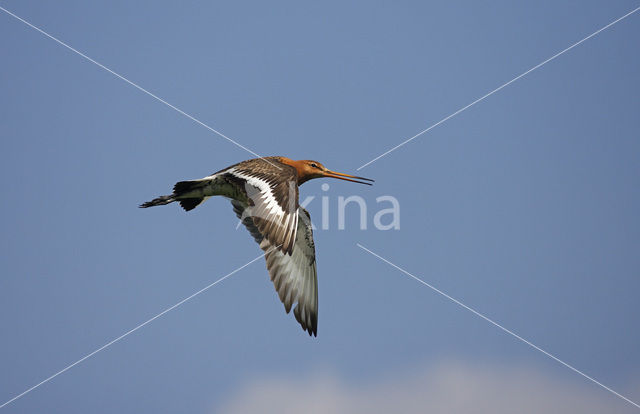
[278,157,316,184]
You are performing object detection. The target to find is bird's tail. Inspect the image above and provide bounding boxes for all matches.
[139,180,208,211]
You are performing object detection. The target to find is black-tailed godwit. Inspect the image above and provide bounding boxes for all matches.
[140,157,373,336]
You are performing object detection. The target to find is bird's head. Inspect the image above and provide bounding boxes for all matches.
[282,158,374,185]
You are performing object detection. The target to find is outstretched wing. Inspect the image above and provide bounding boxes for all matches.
[232,201,318,336]
[225,161,299,255]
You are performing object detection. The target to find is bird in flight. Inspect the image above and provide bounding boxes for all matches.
[140,156,373,336]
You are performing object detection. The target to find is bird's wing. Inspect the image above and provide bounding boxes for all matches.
[224,163,299,255]
[232,202,318,336]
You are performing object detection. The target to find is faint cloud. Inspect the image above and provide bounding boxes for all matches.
[215,360,638,414]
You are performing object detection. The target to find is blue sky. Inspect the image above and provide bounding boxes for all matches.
[1,1,639,413]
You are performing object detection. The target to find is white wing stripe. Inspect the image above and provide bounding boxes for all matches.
[227,168,286,218]
[227,167,299,255]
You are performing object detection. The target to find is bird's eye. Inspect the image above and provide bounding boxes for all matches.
[310,163,318,169]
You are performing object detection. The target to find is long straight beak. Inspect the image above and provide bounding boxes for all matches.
[323,170,374,185]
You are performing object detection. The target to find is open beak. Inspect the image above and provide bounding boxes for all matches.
[323,169,374,185]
